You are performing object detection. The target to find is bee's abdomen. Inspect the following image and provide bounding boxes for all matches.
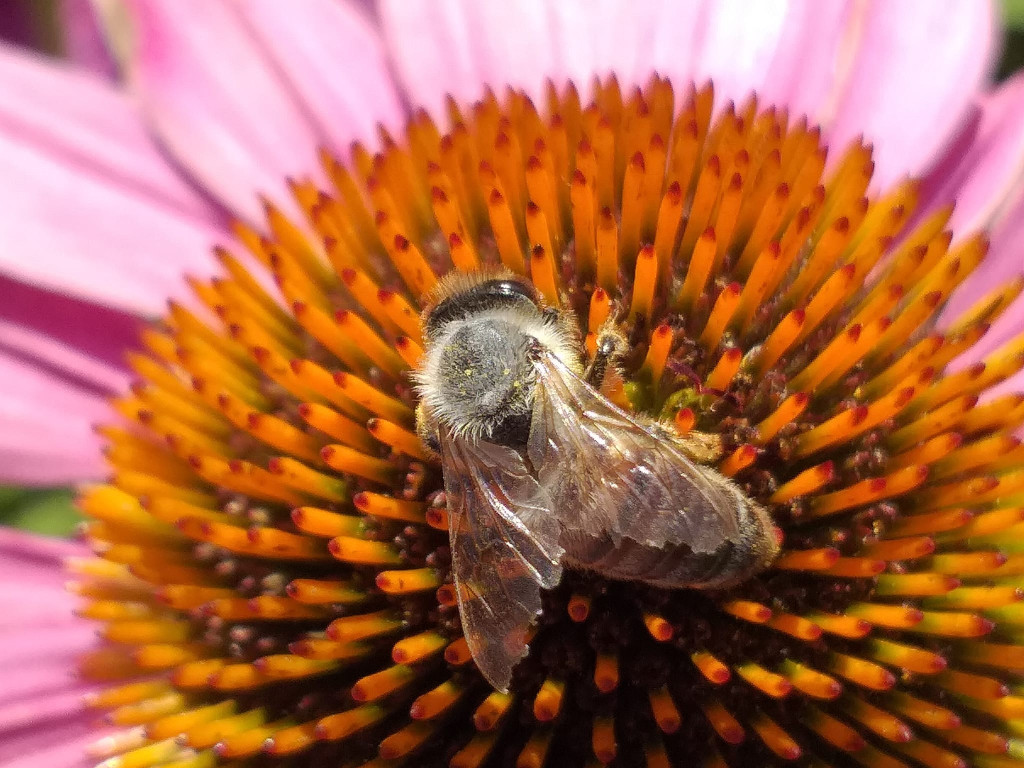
[562,499,778,590]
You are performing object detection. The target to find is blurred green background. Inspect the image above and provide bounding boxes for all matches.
[4,0,1024,539]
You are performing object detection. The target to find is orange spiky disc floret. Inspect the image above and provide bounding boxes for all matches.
[76,77,1024,768]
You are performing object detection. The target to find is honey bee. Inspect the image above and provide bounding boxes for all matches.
[414,271,779,691]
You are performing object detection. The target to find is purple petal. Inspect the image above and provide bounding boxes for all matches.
[0,276,138,390]
[0,529,98,768]
[921,72,1024,237]
[824,0,997,189]
[60,0,118,78]
[0,354,109,484]
[115,0,332,222]
[0,43,225,314]
[237,0,406,150]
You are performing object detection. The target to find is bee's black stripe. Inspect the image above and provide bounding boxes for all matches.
[425,278,539,335]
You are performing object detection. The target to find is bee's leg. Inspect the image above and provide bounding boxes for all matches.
[585,326,627,388]
[648,421,725,464]
[414,403,441,457]
[673,430,725,463]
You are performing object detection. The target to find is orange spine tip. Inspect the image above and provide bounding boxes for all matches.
[353,490,426,522]
[754,392,810,444]
[320,444,395,484]
[333,309,406,375]
[843,697,913,744]
[591,715,617,763]
[770,460,834,503]
[861,535,935,561]
[673,407,696,434]
[332,370,413,423]
[286,578,364,605]
[314,703,386,741]
[567,594,592,622]
[392,631,447,665]
[808,465,928,518]
[486,188,526,274]
[718,444,756,477]
[529,244,560,307]
[704,345,742,390]
[781,661,842,700]
[736,662,792,698]
[868,638,947,673]
[643,613,675,641]
[820,557,886,578]
[701,700,745,745]
[473,691,514,732]
[365,418,430,461]
[648,687,682,735]
[595,206,619,291]
[594,653,619,693]
[641,324,673,387]
[290,506,362,538]
[886,691,961,730]
[570,169,597,279]
[691,651,731,684]
[773,547,840,571]
[587,287,611,334]
[327,536,402,566]
[350,664,415,703]
[444,636,473,665]
[628,245,658,321]
[829,653,896,691]
[723,600,773,624]
[804,707,864,752]
[375,567,441,594]
[266,456,348,501]
[653,183,684,279]
[532,678,565,721]
[767,612,822,641]
[296,401,376,453]
[410,680,465,721]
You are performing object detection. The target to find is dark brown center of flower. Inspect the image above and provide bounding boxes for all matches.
[76,77,1024,768]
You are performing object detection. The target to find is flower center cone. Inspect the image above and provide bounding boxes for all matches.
[74,76,1024,768]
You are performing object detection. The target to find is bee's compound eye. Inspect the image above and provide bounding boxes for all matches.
[426,278,540,335]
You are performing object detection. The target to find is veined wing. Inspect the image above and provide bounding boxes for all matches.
[440,434,564,692]
[527,348,740,555]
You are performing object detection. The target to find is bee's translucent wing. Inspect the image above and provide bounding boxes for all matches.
[439,434,564,692]
[527,348,740,555]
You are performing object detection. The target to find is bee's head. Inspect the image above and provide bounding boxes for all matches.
[415,272,572,447]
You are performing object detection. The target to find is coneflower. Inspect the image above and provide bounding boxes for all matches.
[61,77,1024,768]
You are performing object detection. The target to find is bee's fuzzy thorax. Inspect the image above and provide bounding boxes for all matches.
[414,303,579,442]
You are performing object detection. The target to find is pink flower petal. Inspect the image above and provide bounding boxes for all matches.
[944,195,1024,368]
[921,72,1024,238]
[0,320,131,395]
[0,127,222,316]
[0,43,218,225]
[60,0,118,79]
[0,526,86,562]
[0,276,138,392]
[0,529,98,768]
[824,0,997,189]
[756,0,855,119]
[380,1,860,126]
[0,45,226,315]
[237,0,405,149]
[0,725,97,768]
[0,354,109,484]
[380,1,711,113]
[117,0,330,222]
